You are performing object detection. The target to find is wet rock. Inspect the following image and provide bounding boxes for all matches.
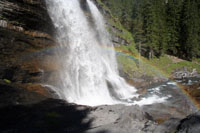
[154,118,180,133]
[0,0,57,95]
[0,0,55,35]
[0,81,157,133]
[84,105,157,133]
[0,82,48,107]
[0,82,157,133]
[176,111,200,133]
[18,83,56,98]
[0,98,93,133]
[172,68,200,80]
[128,76,168,89]
[1,81,199,133]
[142,103,188,125]
[0,81,94,132]
[180,81,200,108]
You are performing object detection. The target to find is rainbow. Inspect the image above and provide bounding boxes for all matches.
[20,45,200,110]
[20,46,60,61]
[113,46,200,110]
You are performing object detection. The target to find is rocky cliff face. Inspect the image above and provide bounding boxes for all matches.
[92,0,133,47]
[0,0,54,34]
[0,1,199,133]
[0,0,133,97]
[0,0,57,96]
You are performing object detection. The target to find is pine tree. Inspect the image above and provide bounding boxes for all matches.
[102,0,200,60]
[152,0,168,56]
[165,0,182,56]
[142,0,155,58]
[180,0,199,60]
[131,0,146,55]
[142,0,167,58]
[197,0,200,58]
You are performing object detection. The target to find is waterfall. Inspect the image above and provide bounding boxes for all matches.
[45,0,137,106]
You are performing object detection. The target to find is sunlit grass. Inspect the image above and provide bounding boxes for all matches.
[97,0,200,78]
[149,55,200,75]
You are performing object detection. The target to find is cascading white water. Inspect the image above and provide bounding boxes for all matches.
[45,0,137,106]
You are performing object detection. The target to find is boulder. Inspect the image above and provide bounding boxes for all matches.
[176,111,200,133]
[172,68,200,80]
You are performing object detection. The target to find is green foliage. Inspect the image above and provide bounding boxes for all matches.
[117,55,138,78]
[195,58,200,63]
[116,53,171,78]
[102,0,135,31]
[149,55,200,75]
[119,43,137,54]
[165,0,182,55]
[107,18,134,44]
[117,52,200,79]
[96,0,136,49]
[179,0,200,60]
[97,0,200,77]
[101,0,200,60]
[3,79,11,84]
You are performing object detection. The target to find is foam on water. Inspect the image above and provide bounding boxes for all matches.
[167,82,177,85]
[134,95,168,106]
[45,0,138,106]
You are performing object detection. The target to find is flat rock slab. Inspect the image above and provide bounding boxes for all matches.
[0,82,200,133]
[84,105,156,133]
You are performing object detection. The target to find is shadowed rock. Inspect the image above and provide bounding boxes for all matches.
[177,111,200,133]
[0,0,57,94]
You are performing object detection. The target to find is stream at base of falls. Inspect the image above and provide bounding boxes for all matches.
[44,76,200,121]
[44,0,200,117]
[137,77,200,120]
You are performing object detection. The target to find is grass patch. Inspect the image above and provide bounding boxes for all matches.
[117,54,139,77]
[117,54,165,78]
[149,55,200,75]
[117,52,200,79]
[3,79,11,84]
[118,43,137,54]
[194,58,200,63]
[96,0,200,78]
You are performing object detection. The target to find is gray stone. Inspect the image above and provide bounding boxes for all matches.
[177,111,200,133]
[84,105,157,133]
[154,118,180,133]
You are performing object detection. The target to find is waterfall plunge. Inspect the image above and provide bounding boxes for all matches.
[45,0,137,106]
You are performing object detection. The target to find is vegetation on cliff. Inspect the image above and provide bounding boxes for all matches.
[101,0,200,61]
[96,0,200,78]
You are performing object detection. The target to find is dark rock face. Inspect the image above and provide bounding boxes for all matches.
[154,118,181,133]
[178,81,200,108]
[0,82,200,133]
[0,79,199,133]
[0,82,48,107]
[0,0,55,35]
[177,111,200,133]
[0,81,155,133]
[0,99,93,133]
[0,81,93,133]
[0,0,57,96]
